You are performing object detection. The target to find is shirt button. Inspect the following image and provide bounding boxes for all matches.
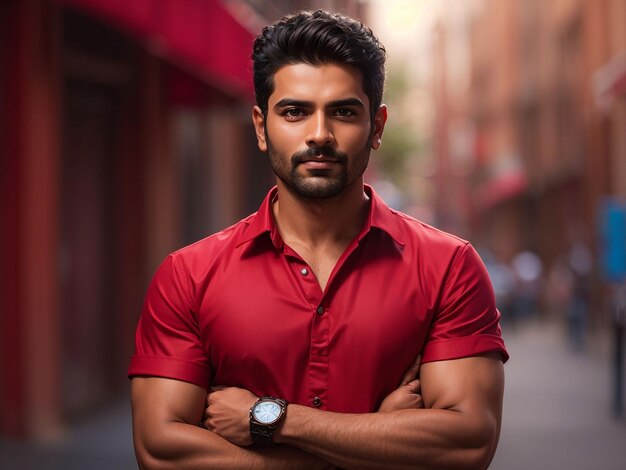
[316,306,324,315]
[312,397,322,407]
[301,268,309,276]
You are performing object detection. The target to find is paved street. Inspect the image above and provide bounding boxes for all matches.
[0,396,136,469]
[1,319,625,469]
[491,320,626,470]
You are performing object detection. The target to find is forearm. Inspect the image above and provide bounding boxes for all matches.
[136,420,331,470]
[275,406,497,470]
[132,377,332,469]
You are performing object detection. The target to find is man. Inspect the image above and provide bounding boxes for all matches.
[129,10,507,469]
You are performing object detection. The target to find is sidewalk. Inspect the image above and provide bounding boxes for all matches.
[0,398,136,469]
[490,320,626,470]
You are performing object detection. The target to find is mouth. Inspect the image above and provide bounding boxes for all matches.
[300,158,340,170]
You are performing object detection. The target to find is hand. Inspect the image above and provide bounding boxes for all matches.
[204,386,258,446]
[378,354,424,413]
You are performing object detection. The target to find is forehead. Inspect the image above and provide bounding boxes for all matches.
[270,63,369,107]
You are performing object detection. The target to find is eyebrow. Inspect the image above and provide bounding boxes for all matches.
[274,97,366,110]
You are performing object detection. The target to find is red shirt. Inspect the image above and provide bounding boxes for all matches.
[129,185,508,413]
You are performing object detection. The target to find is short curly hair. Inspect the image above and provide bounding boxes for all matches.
[252,10,386,122]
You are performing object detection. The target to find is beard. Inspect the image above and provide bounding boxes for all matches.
[266,131,371,200]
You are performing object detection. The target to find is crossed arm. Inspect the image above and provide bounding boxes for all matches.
[131,353,504,469]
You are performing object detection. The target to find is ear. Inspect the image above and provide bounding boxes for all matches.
[252,106,267,152]
[370,104,387,151]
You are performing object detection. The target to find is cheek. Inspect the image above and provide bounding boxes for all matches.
[267,122,302,154]
[342,127,373,152]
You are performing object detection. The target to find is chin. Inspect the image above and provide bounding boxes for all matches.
[289,179,346,199]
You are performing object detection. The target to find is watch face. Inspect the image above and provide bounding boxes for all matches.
[252,400,282,424]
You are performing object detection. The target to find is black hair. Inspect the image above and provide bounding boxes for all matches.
[252,10,386,122]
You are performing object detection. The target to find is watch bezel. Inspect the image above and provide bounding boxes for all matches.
[251,398,283,425]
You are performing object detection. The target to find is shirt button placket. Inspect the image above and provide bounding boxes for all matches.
[309,302,329,410]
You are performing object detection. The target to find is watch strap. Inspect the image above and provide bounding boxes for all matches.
[250,420,276,446]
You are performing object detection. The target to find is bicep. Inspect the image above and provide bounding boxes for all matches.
[131,377,207,453]
[420,353,504,427]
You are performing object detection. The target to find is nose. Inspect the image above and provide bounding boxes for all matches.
[305,111,335,147]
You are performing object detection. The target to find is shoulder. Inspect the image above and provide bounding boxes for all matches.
[390,209,471,260]
[168,212,259,274]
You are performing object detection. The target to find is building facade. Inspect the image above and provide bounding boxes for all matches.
[0,0,273,439]
[427,0,626,324]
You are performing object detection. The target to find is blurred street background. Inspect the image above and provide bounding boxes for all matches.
[1,0,625,468]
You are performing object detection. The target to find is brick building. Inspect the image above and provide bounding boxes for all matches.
[425,0,626,325]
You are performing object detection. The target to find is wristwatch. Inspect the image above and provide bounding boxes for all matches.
[249,396,288,445]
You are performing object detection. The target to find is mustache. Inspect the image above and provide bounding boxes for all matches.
[291,146,347,165]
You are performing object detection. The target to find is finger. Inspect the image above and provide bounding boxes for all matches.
[413,394,424,409]
[400,354,421,385]
[201,407,210,428]
[405,379,421,394]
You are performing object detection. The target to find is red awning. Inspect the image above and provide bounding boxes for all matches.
[474,168,528,210]
[55,0,254,98]
[594,51,626,108]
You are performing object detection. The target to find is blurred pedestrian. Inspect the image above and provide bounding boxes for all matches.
[128,10,508,469]
[511,250,544,320]
[546,257,574,318]
[481,248,516,326]
[567,242,593,350]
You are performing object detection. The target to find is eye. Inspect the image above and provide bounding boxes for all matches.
[334,108,357,119]
[281,108,307,121]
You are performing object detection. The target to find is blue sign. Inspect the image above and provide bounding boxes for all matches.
[600,199,626,282]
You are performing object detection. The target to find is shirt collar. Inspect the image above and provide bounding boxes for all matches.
[235,184,406,250]
[235,186,282,249]
[363,184,406,246]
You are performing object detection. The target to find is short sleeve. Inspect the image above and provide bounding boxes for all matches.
[128,254,211,388]
[422,243,509,364]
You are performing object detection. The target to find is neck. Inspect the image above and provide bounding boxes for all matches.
[272,179,369,248]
